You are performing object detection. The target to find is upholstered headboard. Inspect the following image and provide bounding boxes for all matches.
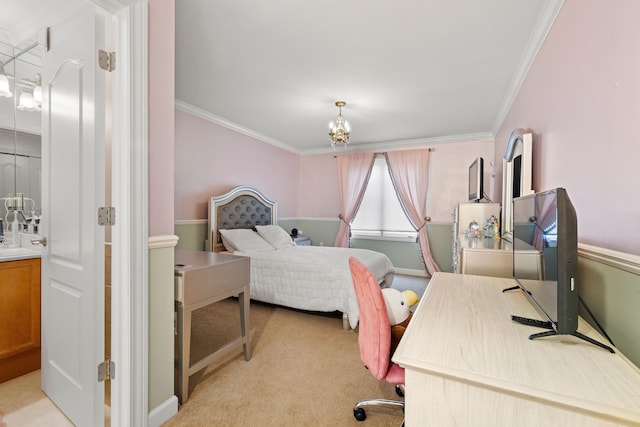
[207,185,277,251]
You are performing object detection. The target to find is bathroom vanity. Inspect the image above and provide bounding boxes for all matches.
[0,243,42,383]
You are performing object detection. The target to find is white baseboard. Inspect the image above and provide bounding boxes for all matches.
[148,395,178,427]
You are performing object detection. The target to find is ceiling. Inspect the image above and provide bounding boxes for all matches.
[176,1,564,154]
[0,1,564,154]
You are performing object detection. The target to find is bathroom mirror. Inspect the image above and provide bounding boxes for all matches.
[0,36,43,234]
[501,128,533,242]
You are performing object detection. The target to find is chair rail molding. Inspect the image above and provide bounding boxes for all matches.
[149,235,179,250]
[578,244,640,276]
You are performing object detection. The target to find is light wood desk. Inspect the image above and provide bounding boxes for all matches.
[393,272,640,426]
[174,249,250,404]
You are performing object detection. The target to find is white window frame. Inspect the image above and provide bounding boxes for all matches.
[351,155,418,243]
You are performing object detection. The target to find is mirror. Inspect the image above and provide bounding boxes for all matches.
[501,128,533,242]
[0,36,43,241]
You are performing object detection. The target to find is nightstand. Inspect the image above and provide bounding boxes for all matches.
[292,236,311,246]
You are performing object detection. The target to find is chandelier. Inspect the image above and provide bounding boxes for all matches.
[329,101,350,148]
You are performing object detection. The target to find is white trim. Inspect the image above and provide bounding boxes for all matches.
[176,217,343,223]
[578,244,640,276]
[174,219,207,225]
[109,1,149,426]
[300,133,495,156]
[279,217,341,222]
[175,100,300,154]
[351,233,418,243]
[149,235,179,250]
[176,98,494,156]
[148,396,178,427]
[492,0,565,134]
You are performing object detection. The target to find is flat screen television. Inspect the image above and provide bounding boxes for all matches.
[510,188,613,352]
[468,157,483,202]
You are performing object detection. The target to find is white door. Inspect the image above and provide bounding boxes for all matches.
[41,5,108,426]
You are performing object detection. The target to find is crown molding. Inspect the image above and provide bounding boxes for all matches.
[492,0,566,135]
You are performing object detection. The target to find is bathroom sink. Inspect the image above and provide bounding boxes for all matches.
[0,246,42,261]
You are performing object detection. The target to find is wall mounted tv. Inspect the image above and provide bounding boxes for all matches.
[468,157,483,202]
[509,188,613,352]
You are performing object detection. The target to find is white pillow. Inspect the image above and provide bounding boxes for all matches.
[256,225,295,249]
[219,228,274,252]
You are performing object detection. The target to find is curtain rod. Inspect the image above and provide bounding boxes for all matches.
[333,147,435,158]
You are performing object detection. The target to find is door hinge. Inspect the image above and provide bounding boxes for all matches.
[98,206,116,226]
[98,49,116,72]
[98,359,115,382]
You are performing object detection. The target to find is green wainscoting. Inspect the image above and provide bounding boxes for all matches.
[148,242,177,411]
[578,255,640,368]
[175,219,453,273]
[173,220,640,368]
[350,223,453,273]
[277,218,340,249]
[175,222,209,251]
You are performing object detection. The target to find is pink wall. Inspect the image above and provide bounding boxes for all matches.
[175,110,492,224]
[495,0,640,255]
[174,109,300,220]
[299,140,495,222]
[149,0,175,236]
[299,154,340,218]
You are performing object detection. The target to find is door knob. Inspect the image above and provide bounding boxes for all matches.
[31,236,47,247]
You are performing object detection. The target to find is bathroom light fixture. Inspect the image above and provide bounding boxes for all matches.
[17,74,42,112]
[0,66,12,98]
[17,91,38,111]
[329,101,350,148]
[32,73,42,106]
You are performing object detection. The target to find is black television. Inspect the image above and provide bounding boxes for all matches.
[509,188,613,352]
[468,157,483,202]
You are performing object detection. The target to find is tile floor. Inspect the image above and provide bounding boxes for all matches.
[0,370,73,427]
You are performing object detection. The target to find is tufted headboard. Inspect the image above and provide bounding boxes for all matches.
[207,185,277,251]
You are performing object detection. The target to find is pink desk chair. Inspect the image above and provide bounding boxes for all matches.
[349,257,405,425]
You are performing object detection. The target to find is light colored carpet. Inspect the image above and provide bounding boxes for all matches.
[162,283,421,426]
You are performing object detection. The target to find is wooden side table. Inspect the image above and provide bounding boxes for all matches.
[174,249,250,404]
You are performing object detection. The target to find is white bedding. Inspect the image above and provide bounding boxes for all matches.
[233,245,395,328]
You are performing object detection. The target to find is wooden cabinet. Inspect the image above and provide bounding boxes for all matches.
[0,257,41,383]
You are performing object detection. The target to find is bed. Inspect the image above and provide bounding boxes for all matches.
[207,185,395,329]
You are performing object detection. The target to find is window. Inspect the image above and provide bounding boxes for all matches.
[351,156,417,241]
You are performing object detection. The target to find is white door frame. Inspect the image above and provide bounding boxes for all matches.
[109,1,148,426]
[17,1,148,424]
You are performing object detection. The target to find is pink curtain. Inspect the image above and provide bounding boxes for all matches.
[386,150,440,276]
[334,153,375,247]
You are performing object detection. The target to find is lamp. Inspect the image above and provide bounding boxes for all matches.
[0,66,12,98]
[329,101,350,148]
